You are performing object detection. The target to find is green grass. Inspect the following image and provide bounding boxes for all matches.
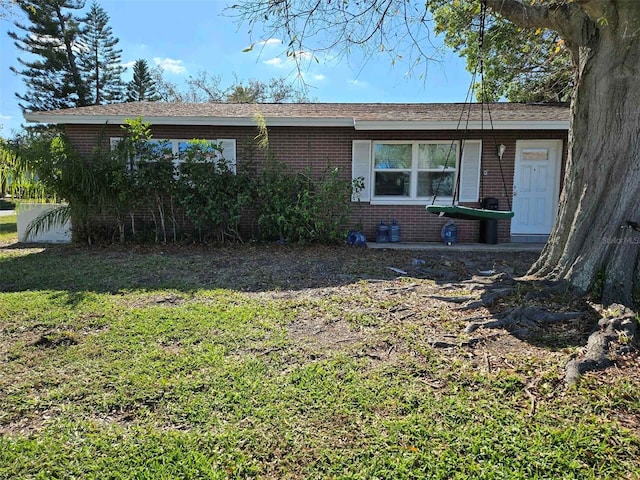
[0,214,17,243]
[1,246,639,479]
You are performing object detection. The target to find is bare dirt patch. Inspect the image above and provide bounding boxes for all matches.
[205,244,634,387]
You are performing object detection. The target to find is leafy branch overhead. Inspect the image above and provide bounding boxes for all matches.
[430,0,572,102]
[230,0,573,102]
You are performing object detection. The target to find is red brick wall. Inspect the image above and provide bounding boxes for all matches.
[64,124,567,243]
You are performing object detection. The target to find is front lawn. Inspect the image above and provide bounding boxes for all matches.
[1,245,639,478]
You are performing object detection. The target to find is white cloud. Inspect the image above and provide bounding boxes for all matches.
[121,60,137,69]
[28,33,62,48]
[263,50,315,70]
[264,57,284,67]
[153,57,186,74]
[257,38,282,47]
[313,74,326,81]
[0,114,12,121]
[349,79,368,88]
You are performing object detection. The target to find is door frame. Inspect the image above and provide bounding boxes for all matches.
[511,139,563,238]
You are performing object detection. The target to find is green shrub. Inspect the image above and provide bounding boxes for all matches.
[255,158,357,244]
[13,118,360,246]
[176,140,252,243]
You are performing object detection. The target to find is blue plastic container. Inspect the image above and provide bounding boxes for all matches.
[376,221,389,243]
[390,220,401,243]
[346,231,367,247]
[441,220,458,245]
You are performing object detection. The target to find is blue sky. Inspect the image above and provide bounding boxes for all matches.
[0,0,473,135]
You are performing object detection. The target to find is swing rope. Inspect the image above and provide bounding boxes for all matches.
[477,0,512,211]
[427,0,514,219]
[429,62,478,206]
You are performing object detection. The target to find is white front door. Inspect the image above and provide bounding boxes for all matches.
[511,140,562,235]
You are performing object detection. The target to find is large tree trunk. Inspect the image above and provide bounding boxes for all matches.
[522,3,640,307]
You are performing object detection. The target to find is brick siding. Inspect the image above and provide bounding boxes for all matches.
[64,124,567,243]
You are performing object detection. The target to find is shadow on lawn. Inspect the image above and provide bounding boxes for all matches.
[0,242,539,295]
[0,242,595,353]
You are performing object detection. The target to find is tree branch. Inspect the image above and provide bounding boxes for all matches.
[483,0,593,47]
[576,0,607,22]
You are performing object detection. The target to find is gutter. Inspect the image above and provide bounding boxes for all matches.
[23,113,355,128]
[353,120,570,131]
[24,114,569,131]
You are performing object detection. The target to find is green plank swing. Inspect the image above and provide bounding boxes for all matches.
[426,1,513,222]
[426,204,514,220]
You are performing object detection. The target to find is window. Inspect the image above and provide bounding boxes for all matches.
[177,140,236,173]
[110,138,237,173]
[373,143,412,196]
[417,143,457,197]
[372,141,458,200]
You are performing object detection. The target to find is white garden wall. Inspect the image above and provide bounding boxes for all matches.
[17,203,71,243]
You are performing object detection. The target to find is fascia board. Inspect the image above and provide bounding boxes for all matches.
[23,113,355,128]
[23,114,568,130]
[354,120,570,130]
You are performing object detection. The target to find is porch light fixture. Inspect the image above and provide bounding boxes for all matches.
[498,143,507,160]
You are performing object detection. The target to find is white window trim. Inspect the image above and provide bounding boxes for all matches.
[370,140,459,205]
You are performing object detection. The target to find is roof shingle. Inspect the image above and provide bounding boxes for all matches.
[24,102,570,130]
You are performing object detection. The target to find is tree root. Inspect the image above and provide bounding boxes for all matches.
[456,288,514,311]
[427,287,514,310]
[466,306,585,333]
[427,295,475,304]
[461,272,516,288]
[564,304,638,386]
[433,271,639,385]
[430,333,500,349]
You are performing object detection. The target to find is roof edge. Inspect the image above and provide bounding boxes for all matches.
[354,120,570,131]
[23,113,355,128]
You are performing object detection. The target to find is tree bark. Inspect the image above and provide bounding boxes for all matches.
[53,3,88,107]
[487,0,640,307]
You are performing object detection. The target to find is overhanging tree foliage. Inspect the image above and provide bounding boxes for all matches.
[431,0,573,102]
[9,0,88,111]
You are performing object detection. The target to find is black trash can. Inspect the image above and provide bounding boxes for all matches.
[480,197,499,244]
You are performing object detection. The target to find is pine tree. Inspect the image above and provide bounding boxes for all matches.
[8,0,88,111]
[126,59,160,102]
[78,1,125,104]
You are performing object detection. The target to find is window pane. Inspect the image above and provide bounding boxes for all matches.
[522,148,548,161]
[418,143,456,169]
[135,140,171,162]
[145,140,166,156]
[374,144,412,169]
[418,172,455,197]
[178,141,218,161]
[375,172,411,196]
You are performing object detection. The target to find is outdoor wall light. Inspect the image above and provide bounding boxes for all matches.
[498,144,507,159]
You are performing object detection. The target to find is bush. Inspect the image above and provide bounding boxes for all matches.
[176,140,252,243]
[15,118,360,246]
[255,159,356,244]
